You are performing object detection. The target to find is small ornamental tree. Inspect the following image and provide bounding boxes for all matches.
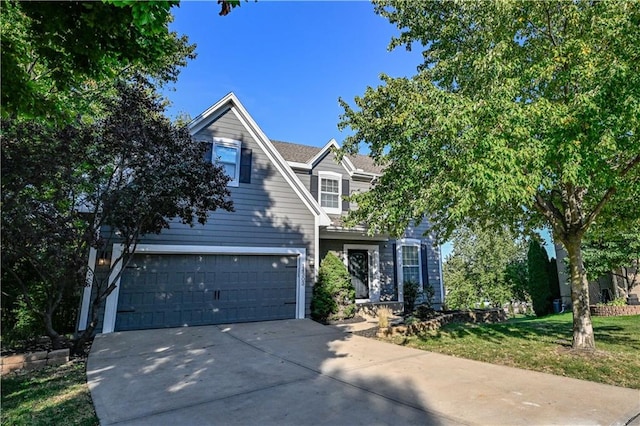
[311,252,356,323]
[1,80,234,350]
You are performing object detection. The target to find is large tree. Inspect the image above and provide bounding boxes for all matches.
[339,1,640,350]
[1,81,233,349]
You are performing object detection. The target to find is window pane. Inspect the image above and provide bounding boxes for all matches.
[215,146,237,164]
[402,246,419,266]
[321,178,339,194]
[321,193,339,208]
[222,162,236,179]
[403,266,420,283]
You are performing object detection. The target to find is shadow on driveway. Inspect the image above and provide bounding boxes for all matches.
[87,319,640,426]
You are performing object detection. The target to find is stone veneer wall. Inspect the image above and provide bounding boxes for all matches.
[0,349,70,375]
[590,305,640,317]
[381,309,507,337]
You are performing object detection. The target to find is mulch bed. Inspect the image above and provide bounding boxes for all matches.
[325,315,367,326]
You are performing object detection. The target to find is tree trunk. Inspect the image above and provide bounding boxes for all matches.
[42,311,69,350]
[564,237,596,351]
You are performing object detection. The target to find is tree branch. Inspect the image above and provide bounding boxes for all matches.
[620,154,640,177]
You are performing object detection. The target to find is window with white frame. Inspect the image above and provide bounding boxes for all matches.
[318,172,341,214]
[213,138,241,187]
[398,239,422,287]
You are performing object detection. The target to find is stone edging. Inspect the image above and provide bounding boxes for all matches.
[590,305,640,317]
[0,349,70,375]
[378,309,507,337]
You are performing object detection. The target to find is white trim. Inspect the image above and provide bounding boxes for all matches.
[396,238,423,302]
[314,216,321,282]
[318,171,342,215]
[343,244,380,303]
[287,161,312,170]
[309,139,342,167]
[101,244,306,334]
[212,137,241,187]
[308,138,381,178]
[78,247,97,331]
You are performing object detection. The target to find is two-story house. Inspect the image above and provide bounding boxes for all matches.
[77,93,443,334]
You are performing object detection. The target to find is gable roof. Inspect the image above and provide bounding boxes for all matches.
[271,139,384,176]
[188,93,331,227]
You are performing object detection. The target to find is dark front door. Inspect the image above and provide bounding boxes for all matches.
[348,250,369,299]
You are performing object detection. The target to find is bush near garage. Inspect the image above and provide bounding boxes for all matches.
[311,252,356,322]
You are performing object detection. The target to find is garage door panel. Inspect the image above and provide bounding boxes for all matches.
[115,254,298,331]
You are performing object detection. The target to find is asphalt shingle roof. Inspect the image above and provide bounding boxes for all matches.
[271,139,383,175]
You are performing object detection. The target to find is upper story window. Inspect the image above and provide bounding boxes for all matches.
[213,137,241,187]
[318,171,342,215]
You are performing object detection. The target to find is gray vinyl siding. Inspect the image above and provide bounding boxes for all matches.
[424,243,443,308]
[292,169,311,190]
[312,151,350,176]
[121,109,317,314]
[349,177,372,211]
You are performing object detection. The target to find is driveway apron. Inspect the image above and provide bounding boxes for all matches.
[87,319,640,425]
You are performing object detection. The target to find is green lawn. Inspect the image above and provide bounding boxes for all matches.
[388,313,640,389]
[1,361,98,426]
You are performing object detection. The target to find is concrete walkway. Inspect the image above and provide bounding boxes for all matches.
[87,319,639,425]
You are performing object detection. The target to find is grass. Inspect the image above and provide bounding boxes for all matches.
[1,361,99,426]
[387,312,640,389]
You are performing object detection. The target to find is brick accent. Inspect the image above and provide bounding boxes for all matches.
[590,305,640,317]
[0,349,70,375]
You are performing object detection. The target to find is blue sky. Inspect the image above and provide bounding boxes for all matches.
[163,1,556,259]
[162,1,422,147]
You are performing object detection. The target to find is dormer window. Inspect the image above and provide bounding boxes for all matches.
[213,137,241,187]
[318,171,342,215]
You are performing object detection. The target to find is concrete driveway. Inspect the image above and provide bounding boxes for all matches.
[87,319,639,425]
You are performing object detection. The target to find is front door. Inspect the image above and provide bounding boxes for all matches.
[348,249,369,299]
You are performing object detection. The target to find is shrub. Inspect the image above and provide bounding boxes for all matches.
[415,304,437,321]
[527,239,552,316]
[311,252,356,322]
[597,297,628,307]
[403,280,421,314]
[422,284,435,309]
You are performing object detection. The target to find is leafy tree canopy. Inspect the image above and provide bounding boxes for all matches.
[443,224,528,310]
[339,1,640,350]
[0,0,199,123]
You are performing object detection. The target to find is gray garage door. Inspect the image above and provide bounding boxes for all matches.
[114,254,298,331]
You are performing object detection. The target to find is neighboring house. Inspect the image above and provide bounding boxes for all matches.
[77,93,443,334]
[554,243,640,307]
